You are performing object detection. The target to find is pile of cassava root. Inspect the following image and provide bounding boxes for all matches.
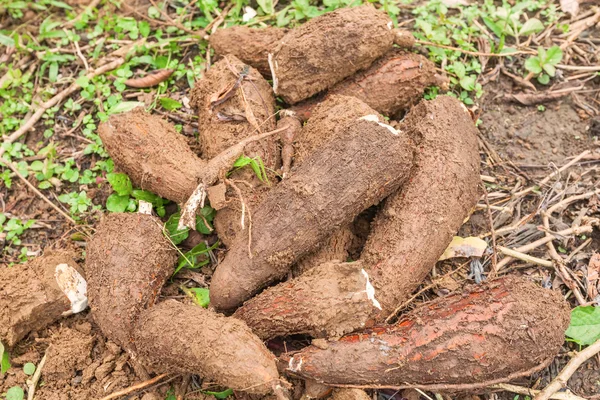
[0,5,571,399]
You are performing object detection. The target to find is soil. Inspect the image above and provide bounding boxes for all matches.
[284,276,570,388]
[210,111,414,311]
[209,26,289,77]
[479,85,595,167]
[270,5,395,104]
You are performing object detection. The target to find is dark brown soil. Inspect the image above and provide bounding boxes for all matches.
[362,95,481,317]
[210,112,414,311]
[86,213,177,353]
[283,276,570,388]
[190,55,278,247]
[270,5,394,104]
[98,108,206,203]
[479,91,593,166]
[134,300,279,395]
[209,26,288,77]
[0,250,81,347]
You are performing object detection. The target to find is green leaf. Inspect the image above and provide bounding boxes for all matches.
[23,362,35,376]
[165,212,189,245]
[482,16,503,38]
[6,386,24,400]
[545,46,563,65]
[256,0,274,14]
[195,206,216,234]
[106,173,133,196]
[106,194,130,213]
[107,101,144,115]
[543,63,556,77]
[1,344,11,375]
[519,18,544,36]
[76,76,90,87]
[524,57,542,74]
[174,241,219,275]
[202,389,233,399]
[452,62,466,79]
[459,75,476,91]
[139,21,150,37]
[565,306,600,346]
[0,33,15,47]
[537,73,550,85]
[189,288,210,308]
[159,97,182,111]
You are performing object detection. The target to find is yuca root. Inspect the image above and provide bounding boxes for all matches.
[235,96,480,338]
[134,300,279,395]
[98,108,206,203]
[362,95,481,317]
[86,213,177,350]
[283,276,570,388]
[0,250,83,347]
[209,26,289,77]
[189,55,279,241]
[86,213,281,395]
[269,5,395,104]
[210,113,414,311]
[288,51,444,120]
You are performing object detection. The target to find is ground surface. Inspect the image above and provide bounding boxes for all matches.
[1,0,600,399]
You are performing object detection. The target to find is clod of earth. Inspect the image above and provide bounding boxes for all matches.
[86,213,282,395]
[269,5,395,104]
[0,250,83,347]
[210,111,414,311]
[282,276,570,389]
[235,95,481,338]
[209,26,288,77]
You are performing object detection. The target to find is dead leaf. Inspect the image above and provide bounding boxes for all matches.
[560,0,580,16]
[439,236,488,260]
[587,253,600,299]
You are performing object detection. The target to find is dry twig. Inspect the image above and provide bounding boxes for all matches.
[98,373,171,400]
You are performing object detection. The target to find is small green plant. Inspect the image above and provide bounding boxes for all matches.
[231,155,270,184]
[23,362,35,376]
[5,386,24,400]
[0,214,35,246]
[565,305,600,346]
[174,240,220,275]
[57,191,94,216]
[525,46,563,84]
[105,172,168,216]
[165,207,216,246]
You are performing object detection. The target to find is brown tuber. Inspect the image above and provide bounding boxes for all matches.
[134,300,279,395]
[210,107,414,311]
[235,96,481,338]
[283,276,570,389]
[270,5,395,104]
[0,250,83,347]
[209,26,288,77]
[86,213,281,395]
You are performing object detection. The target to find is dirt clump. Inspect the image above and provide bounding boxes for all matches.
[0,250,82,347]
[209,26,288,77]
[86,213,177,351]
[284,276,570,388]
[332,388,371,400]
[98,109,206,203]
[210,113,414,311]
[270,5,395,104]
[134,300,279,395]
[43,326,94,383]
